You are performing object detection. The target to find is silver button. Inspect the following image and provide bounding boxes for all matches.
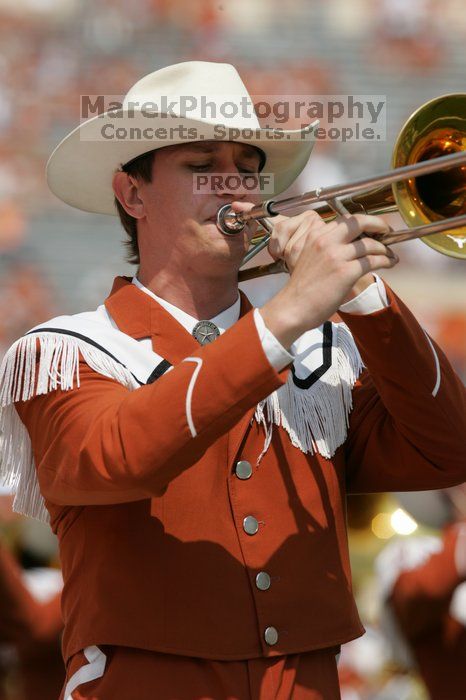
[243,516,259,535]
[264,626,278,646]
[235,460,253,480]
[255,571,271,591]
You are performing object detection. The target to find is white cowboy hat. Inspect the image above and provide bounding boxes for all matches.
[46,61,317,215]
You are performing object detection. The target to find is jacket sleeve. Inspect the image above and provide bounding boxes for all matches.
[14,310,288,506]
[340,285,466,493]
[390,524,466,639]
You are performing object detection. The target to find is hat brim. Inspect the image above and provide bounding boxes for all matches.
[46,111,317,216]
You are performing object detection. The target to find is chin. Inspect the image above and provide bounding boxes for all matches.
[202,222,248,251]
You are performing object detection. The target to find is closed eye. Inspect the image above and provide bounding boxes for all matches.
[188,163,258,174]
[189,163,212,172]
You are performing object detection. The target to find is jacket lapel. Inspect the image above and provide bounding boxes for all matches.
[105,276,199,365]
[106,277,259,461]
[150,302,199,364]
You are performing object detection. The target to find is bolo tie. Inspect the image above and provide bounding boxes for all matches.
[192,320,220,345]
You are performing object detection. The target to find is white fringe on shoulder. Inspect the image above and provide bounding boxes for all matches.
[0,320,363,520]
[254,323,364,462]
[0,332,138,522]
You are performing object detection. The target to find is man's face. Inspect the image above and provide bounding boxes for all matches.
[135,141,263,276]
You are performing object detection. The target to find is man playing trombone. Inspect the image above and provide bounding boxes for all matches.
[0,61,465,699]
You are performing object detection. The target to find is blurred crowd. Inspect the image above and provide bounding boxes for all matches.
[0,0,461,219]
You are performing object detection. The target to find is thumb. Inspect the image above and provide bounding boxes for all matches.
[230,201,256,214]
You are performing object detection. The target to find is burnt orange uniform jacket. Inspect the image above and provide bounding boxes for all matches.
[390,523,466,700]
[14,277,466,667]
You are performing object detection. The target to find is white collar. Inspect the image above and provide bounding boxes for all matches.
[132,276,240,335]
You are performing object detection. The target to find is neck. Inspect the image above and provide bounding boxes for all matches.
[137,265,239,320]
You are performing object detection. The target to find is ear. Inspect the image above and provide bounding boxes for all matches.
[112,171,145,219]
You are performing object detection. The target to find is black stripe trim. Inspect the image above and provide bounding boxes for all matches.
[146,359,172,384]
[290,322,333,389]
[27,328,125,366]
[25,328,169,387]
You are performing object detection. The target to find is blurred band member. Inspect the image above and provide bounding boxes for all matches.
[377,487,466,700]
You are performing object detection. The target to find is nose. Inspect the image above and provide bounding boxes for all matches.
[213,164,260,202]
[210,163,244,199]
[216,180,248,201]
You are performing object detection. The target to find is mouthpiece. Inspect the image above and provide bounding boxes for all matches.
[216,204,247,235]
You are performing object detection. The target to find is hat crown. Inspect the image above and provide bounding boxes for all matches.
[123,61,261,129]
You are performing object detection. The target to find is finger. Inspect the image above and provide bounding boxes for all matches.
[385,244,397,260]
[268,210,322,260]
[227,201,261,237]
[347,252,399,278]
[281,222,313,265]
[230,201,256,214]
[336,213,391,233]
[332,214,391,243]
[346,237,400,263]
[269,217,310,261]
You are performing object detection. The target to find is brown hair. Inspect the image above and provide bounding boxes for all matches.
[114,149,157,265]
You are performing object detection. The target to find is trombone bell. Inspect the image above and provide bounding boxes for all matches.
[393,93,466,258]
[230,93,466,280]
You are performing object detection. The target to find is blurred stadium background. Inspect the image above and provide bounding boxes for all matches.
[0,0,464,698]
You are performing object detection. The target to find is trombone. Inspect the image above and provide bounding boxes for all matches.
[215,94,466,281]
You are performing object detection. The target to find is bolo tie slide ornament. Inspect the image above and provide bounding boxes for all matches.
[192,320,220,345]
